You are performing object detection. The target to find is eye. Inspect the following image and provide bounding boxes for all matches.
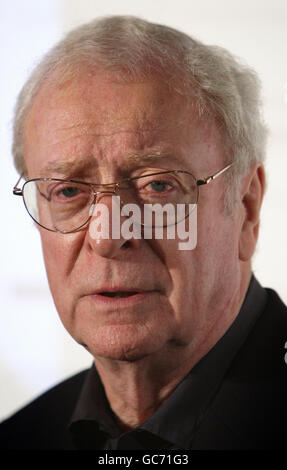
[59,186,80,198]
[131,173,181,205]
[147,180,172,193]
[136,174,177,196]
[45,182,91,204]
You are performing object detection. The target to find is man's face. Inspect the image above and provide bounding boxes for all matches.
[24,69,242,363]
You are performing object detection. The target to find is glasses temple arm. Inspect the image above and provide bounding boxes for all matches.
[13,174,23,195]
[196,163,234,186]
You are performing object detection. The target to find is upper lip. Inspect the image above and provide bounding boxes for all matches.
[93,287,152,294]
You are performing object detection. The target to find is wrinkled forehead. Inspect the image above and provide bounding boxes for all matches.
[26,64,205,132]
[23,65,224,178]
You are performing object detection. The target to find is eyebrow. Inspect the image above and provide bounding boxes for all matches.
[125,152,187,171]
[40,156,98,178]
[40,152,178,178]
[126,152,168,162]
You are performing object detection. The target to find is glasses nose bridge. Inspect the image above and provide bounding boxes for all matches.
[90,182,120,204]
[88,183,123,220]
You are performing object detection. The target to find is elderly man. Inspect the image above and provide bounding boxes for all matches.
[1,16,286,450]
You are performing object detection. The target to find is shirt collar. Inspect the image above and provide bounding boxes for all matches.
[70,365,120,438]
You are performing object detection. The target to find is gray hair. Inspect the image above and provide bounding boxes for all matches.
[12,15,267,210]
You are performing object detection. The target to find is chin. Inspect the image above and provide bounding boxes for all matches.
[76,323,168,362]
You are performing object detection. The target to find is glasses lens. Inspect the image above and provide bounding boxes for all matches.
[23,180,93,232]
[22,172,198,232]
[119,171,198,227]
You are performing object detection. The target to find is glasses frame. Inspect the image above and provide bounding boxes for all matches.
[13,162,234,233]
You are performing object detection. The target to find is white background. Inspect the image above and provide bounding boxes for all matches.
[0,0,286,422]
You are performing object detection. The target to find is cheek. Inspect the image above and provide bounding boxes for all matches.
[39,231,81,308]
[41,233,63,277]
[153,237,198,314]
[163,211,239,301]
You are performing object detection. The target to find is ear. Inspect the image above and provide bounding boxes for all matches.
[239,164,265,262]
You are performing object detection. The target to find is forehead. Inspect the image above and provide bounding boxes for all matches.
[26,68,195,132]
[24,67,223,176]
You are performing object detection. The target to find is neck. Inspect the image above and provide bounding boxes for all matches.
[94,348,198,430]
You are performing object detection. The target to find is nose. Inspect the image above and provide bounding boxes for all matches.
[86,192,134,258]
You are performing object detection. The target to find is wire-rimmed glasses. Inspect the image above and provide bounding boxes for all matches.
[13,163,234,233]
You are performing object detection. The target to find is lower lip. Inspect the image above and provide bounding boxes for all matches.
[88,291,157,305]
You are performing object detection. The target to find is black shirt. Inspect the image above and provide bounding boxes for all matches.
[69,275,267,450]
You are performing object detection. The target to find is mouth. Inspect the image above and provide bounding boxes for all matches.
[87,288,159,305]
[99,291,139,298]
